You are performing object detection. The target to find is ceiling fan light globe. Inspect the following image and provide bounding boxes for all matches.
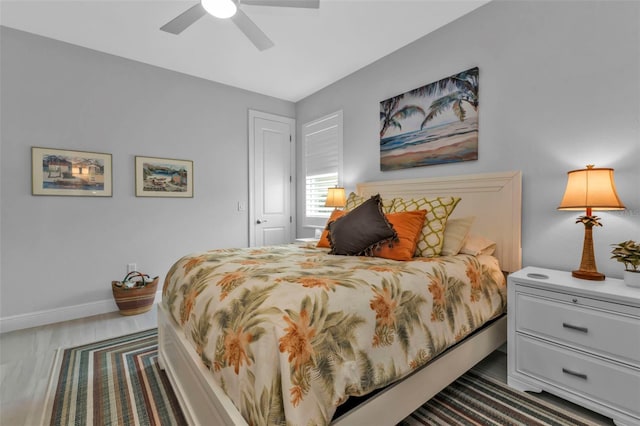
[201,0,237,19]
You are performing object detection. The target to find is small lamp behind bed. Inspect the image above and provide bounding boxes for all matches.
[558,164,625,281]
[325,187,346,210]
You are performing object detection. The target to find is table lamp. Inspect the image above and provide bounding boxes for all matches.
[325,187,346,210]
[558,165,625,280]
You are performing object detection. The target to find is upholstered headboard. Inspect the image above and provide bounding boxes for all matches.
[356,171,522,272]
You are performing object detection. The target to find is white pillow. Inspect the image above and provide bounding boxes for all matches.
[460,233,496,256]
[441,216,475,256]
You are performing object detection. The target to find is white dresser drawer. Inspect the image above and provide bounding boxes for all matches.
[515,334,640,417]
[515,292,640,365]
[508,268,640,425]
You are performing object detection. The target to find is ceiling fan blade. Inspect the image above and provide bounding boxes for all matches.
[240,0,319,8]
[231,9,275,51]
[160,3,207,35]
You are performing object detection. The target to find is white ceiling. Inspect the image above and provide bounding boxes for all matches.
[0,0,490,102]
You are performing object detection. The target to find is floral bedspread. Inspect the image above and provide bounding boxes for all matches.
[162,243,506,426]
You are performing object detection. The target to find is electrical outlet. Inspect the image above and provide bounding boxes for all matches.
[127,263,137,273]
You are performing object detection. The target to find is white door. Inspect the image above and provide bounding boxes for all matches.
[249,110,295,247]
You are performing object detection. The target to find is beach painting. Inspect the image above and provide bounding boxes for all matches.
[135,156,193,197]
[32,147,112,196]
[380,67,479,171]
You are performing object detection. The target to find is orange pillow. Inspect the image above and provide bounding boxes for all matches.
[316,209,347,248]
[375,210,427,261]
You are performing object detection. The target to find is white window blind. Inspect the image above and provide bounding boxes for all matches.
[306,173,338,218]
[303,110,343,227]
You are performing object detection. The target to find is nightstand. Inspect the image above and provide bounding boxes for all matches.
[295,238,319,243]
[507,267,640,426]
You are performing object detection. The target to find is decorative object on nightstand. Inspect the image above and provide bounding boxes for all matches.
[325,186,346,210]
[558,164,625,281]
[611,240,640,288]
[112,271,159,316]
[507,267,640,425]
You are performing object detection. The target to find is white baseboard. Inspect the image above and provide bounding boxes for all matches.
[0,290,163,334]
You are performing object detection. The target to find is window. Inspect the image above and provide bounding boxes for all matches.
[303,110,343,228]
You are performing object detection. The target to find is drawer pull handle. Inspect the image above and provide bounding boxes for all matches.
[562,323,588,333]
[562,368,587,380]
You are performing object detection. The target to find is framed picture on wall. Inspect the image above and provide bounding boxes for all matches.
[135,156,193,198]
[31,147,112,196]
[379,67,479,171]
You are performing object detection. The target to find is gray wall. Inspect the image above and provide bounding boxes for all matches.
[2,0,639,327]
[0,27,294,320]
[296,0,640,278]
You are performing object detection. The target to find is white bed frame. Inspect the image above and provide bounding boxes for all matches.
[158,170,522,426]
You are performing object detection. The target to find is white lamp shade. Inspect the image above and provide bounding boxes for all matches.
[558,165,625,211]
[201,0,237,19]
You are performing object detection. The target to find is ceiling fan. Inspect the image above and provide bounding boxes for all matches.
[160,0,320,51]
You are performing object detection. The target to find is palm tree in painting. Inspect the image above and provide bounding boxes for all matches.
[410,67,479,130]
[379,95,425,138]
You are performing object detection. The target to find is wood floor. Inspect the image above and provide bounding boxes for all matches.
[1,305,614,426]
[0,306,158,426]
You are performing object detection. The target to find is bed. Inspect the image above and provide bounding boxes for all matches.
[158,170,522,425]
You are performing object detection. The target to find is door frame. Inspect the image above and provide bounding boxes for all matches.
[248,109,296,247]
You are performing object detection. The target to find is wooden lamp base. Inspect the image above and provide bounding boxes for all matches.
[573,221,605,281]
[572,269,605,281]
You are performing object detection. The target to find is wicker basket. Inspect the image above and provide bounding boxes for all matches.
[112,276,158,316]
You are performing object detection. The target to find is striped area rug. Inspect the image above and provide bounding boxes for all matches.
[43,328,186,426]
[399,370,598,426]
[43,329,598,426]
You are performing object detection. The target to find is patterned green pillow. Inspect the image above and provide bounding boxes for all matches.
[345,192,395,213]
[390,196,461,257]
